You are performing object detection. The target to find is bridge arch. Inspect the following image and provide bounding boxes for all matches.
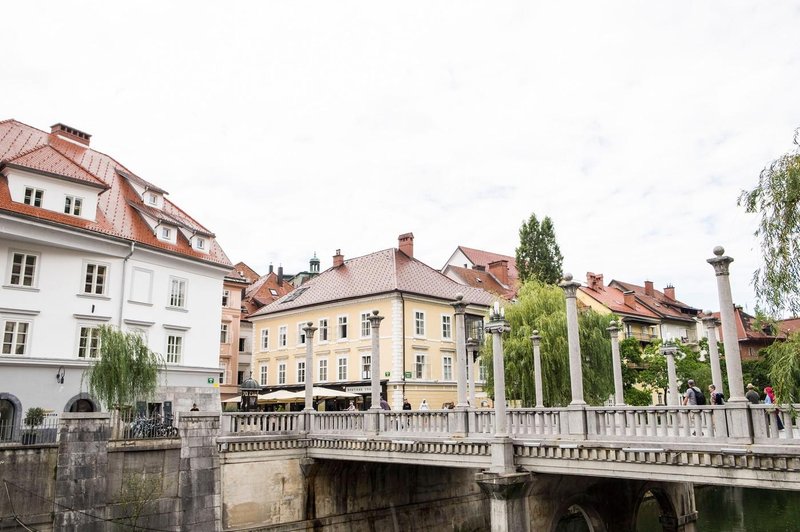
[633,483,682,532]
[550,497,606,532]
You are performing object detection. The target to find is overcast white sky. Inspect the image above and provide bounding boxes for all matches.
[3,1,800,315]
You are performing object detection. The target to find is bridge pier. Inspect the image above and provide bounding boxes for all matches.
[476,471,534,532]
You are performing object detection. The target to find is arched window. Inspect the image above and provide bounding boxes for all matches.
[0,393,22,442]
[64,393,99,413]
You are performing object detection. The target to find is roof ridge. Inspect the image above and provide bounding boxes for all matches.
[7,143,109,189]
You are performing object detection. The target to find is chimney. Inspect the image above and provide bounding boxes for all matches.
[586,272,604,291]
[278,265,283,286]
[623,290,636,308]
[333,249,344,268]
[488,260,509,285]
[50,123,91,146]
[398,232,414,258]
[268,263,274,274]
[644,280,654,297]
[664,285,675,300]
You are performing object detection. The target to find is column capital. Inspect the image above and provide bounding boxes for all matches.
[700,310,719,328]
[559,273,580,298]
[530,330,541,347]
[485,319,511,335]
[466,337,479,349]
[660,344,678,357]
[366,309,384,328]
[302,321,318,338]
[707,246,734,276]
[451,293,467,314]
[606,320,620,338]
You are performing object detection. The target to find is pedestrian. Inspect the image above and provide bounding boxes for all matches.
[764,386,784,431]
[402,398,412,410]
[419,399,429,410]
[346,400,356,411]
[708,384,724,405]
[682,379,704,406]
[745,383,760,404]
[379,395,391,410]
[190,403,199,411]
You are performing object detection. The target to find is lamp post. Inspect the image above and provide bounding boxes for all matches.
[607,320,625,406]
[452,294,469,408]
[302,322,318,412]
[661,343,679,406]
[466,337,478,407]
[367,310,385,411]
[530,331,544,408]
[240,372,260,412]
[485,302,511,436]
[701,310,724,396]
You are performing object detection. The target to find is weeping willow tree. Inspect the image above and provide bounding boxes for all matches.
[763,331,800,404]
[481,281,615,407]
[83,326,165,409]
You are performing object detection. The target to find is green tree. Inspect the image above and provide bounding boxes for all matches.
[481,281,614,407]
[762,331,800,403]
[83,326,165,409]
[515,212,564,285]
[636,340,712,402]
[738,128,800,315]
[618,337,652,406]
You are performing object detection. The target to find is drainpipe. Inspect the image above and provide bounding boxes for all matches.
[400,293,406,398]
[118,241,136,327]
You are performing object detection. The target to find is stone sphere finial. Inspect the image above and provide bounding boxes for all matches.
[307,321,313,327]
[455,293,464,301]
[532,329,539,336]
[563,272,573,282]
[703,310,712,317]
[713,246,725,257]
[372,309,380,316]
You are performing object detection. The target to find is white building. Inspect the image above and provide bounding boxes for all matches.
[0,119,232,435]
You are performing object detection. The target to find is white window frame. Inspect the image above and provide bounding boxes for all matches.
[259,363,268,385]
[278,362,287,384]
[82,262,109,296]
[23,187,44,207]
[64,195,83,216]
[414,311,426,337]
[161,226,172,240]
[361,353,371,380]
[77,325,101,359]
[195,237,205,250]
[168,277,187,308]
[318,358,328,382]
[442,355,453,381]
[220,323,229,344]
[297,360,306,384]
[7,251,40,288]
[441,315,452,341]
[337,356,348,381]
[318,318,329,342]
[222,289,230,307]
[479,360,487,382]
[337,315,348,340]
[261,329,270,351]
[360,312,371,338]
[297,322,307,346]
[219,363,229,385]
[414,353,427,380]
[166,333,184,364]
[2,319,31,356]
[279,325,288,348]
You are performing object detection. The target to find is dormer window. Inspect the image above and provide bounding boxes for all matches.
[148,192,158,205]
[24,187,44,207]
[161,227,172,239]
[196,237,205,250]
[64,195,83,216]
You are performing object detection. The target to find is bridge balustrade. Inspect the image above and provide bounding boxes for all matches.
[751,404,799,443]
[312,412,366,435]
[226,412,301,435]
[585,406,722,442]
[508,408,568,439]
[382,410,453,436]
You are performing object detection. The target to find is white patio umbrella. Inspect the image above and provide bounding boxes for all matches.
[258,389,304,403]
[308,386,360,399]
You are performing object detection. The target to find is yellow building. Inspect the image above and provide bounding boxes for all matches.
[248,234,494,410]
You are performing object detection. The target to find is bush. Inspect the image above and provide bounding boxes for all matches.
[24,407,45,427]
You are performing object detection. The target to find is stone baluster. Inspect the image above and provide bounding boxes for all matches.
[607,320,625,406]
[701,311,724,396]
[530,330,544,408]
[303,322,318,412]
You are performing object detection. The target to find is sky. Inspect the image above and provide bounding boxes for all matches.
[3,1,800,315]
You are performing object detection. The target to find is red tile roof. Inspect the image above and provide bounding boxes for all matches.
[444,265,515,299]
[251,248,495,316]
[230,262,261,284]
[609,280,700,322]
[714,308,785,342]
[579,284,661,321]
[0,119,230,267]
[243,272,294,314]
[458,246,519,282]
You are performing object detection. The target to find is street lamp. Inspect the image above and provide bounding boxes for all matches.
[240,372,260,412]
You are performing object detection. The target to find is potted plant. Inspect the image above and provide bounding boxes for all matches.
[22,407,45,445]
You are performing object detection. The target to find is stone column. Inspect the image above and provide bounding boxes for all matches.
[367,310,385,411]
[452,294,469,408]
[467,337,478,407]
[530,331,544,408]
[662,344,680,406]
[707,246,745,403]
[179,412,222,531]
[303,322,318,412]
[607,321,625,405]
[476,472,534,532]
[701,311,724,396]
[559,274,585,406]
[485,302,511,437]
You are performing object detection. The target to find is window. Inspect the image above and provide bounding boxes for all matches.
[259,364,268,385]
[219,363,228,385]
[222,290,230,307]
[479,360,487,382]
[279,326,287,347]
[415,353,427,379]
[319,359,328,382]
[168,277,186,308]
[148,193,158,205]
[161,227,172,240]
[360,312,371,337]
[361,353,371,380]
[9,252,38,287]
[337,357,347,381]
[278,362,286,384]
[238,337,246,352]
[196,237,205,250]
[415,311,425,336]
[443,356,453,381]
[269,288,278,296]
[338,316,348,339]
[166,334,183,364]
[297,361,306,383]
[318,319,328,341]
[220,323,229,344]
[23,187,43,207]
[64,195,82,216]
[297,323,306,345]
[2,321,29,355]
[442,315,452,340]
[261,329,269,350]
[77,326,101,359]
[83,263,107,295]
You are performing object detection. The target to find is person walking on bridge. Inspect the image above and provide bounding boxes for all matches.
[682,379,703,406]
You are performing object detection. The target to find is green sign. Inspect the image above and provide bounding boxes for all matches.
[207,377,215,384]
[384,371,391,377]
[404,371,412,379]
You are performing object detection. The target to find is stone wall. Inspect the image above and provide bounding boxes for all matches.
[0,445,58,531]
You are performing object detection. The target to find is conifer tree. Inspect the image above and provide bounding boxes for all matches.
[515,212,564,285]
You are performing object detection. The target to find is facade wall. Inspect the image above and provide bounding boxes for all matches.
[219,279,244,399]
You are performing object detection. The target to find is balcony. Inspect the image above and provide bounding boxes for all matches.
[625,331,658,342]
